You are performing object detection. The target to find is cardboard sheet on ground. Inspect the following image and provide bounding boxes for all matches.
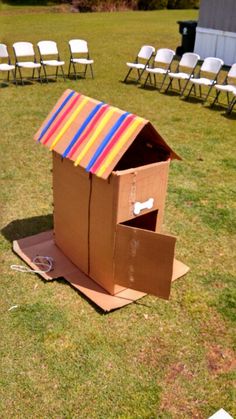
[13,230,189,312]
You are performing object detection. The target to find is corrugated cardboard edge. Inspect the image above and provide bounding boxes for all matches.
[12,230,146,311]
[12,230,189,311]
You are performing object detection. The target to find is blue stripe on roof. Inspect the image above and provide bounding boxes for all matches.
[85,112,130,172]
[37,90,75,142]
[62,101,105,158]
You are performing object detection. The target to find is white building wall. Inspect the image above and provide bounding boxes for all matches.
[194,27,236,66]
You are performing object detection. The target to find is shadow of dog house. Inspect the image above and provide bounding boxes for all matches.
[14,89,189,311]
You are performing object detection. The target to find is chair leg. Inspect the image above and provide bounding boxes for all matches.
[32,68,35,81]
[61,66,66,81]
[12,69,17,86]
[72,62,77,79]
[68,61,71,78]
[90,64,94,79]
[186,83,194,99]
[226,97,236,115]
[55,66,59,80]
[165,77,173,93]
[137,68,146,83]
[178,79,181,92]
[211,90,220,108]
[143,73,149,87]
[203,84,214,104]
[159,73,168,91]
[180,79,189,96]
[18,66,24,85]
[42,65,48,83]
[124,67,132,83]
[38,67,42,84]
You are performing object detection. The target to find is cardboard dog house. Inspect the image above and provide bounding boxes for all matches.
[14,89,189,311]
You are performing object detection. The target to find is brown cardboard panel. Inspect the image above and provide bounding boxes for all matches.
[53,152,90,274]
[172,259,189,281]
[114,160,170,230]
[114,224,176,299]
[13,230,146,312]
[13,230,78,280]
[89,173,125,295]
[65,271,146,312]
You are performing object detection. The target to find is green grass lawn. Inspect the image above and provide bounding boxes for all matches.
[0,6,235,418]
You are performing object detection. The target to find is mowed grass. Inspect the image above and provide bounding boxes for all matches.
[0,6,236,418]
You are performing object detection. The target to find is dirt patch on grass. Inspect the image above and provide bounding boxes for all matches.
[159,364,203,418]
[206,345,236,375]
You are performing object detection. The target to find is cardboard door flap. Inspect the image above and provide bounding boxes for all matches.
[114,224,177,299]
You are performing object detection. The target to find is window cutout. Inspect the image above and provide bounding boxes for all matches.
[121,210,158,232]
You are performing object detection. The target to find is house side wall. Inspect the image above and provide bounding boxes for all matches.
[53,152,90,274]
[89,174,125,295]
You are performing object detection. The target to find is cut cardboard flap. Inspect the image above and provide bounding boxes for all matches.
[34,89,180,179]
[13,230,189,311]
[114,224,176,299]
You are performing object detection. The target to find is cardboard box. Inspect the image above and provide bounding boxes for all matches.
[13,89,189,311]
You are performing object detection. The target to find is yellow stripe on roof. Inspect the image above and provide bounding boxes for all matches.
[74,107,117,167]
[96,117,144,177]
[49,97,89,151]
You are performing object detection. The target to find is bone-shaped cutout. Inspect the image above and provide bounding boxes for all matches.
[133,198,154,216]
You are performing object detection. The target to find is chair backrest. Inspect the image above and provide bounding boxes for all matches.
[179,52,200,69]
[154,48,175,65]
[37,41,58,55]
[13,42,35,57]
[200,57,224,74]
[0,43,9,58]
[69,39,88,54]
[227,63,236,79]
[138,45,155,60]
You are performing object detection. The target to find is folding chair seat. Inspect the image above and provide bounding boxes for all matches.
[187,57,224,103]
[0,43,16,86]
[143,48,175,90]
[211,63,236,108]
[165,52,200,95]
[68,39,94,79]
[37,41,65,82]
[13,42,41,85]
[124,45,155,83]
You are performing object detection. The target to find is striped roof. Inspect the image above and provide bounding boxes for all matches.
[34,89,179,179]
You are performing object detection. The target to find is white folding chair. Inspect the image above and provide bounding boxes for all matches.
[165,52,200,95]
[13,42,41,85]
[68,39,94,79]
[143,48,175,90]
[187,57,224,103]
[37,41,65,82]
[0,43,16,86]
[211,63,236,108]
[124,45,155,83]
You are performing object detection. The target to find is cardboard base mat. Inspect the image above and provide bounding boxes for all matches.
[13,230,189,312]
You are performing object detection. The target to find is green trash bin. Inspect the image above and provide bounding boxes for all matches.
[176,20,197,56]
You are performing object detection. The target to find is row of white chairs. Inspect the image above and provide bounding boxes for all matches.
[0,39,94,85]
[124,45,236,114]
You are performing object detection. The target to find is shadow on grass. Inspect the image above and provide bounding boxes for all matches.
[138,84,158,92]
[1,214,53,242]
